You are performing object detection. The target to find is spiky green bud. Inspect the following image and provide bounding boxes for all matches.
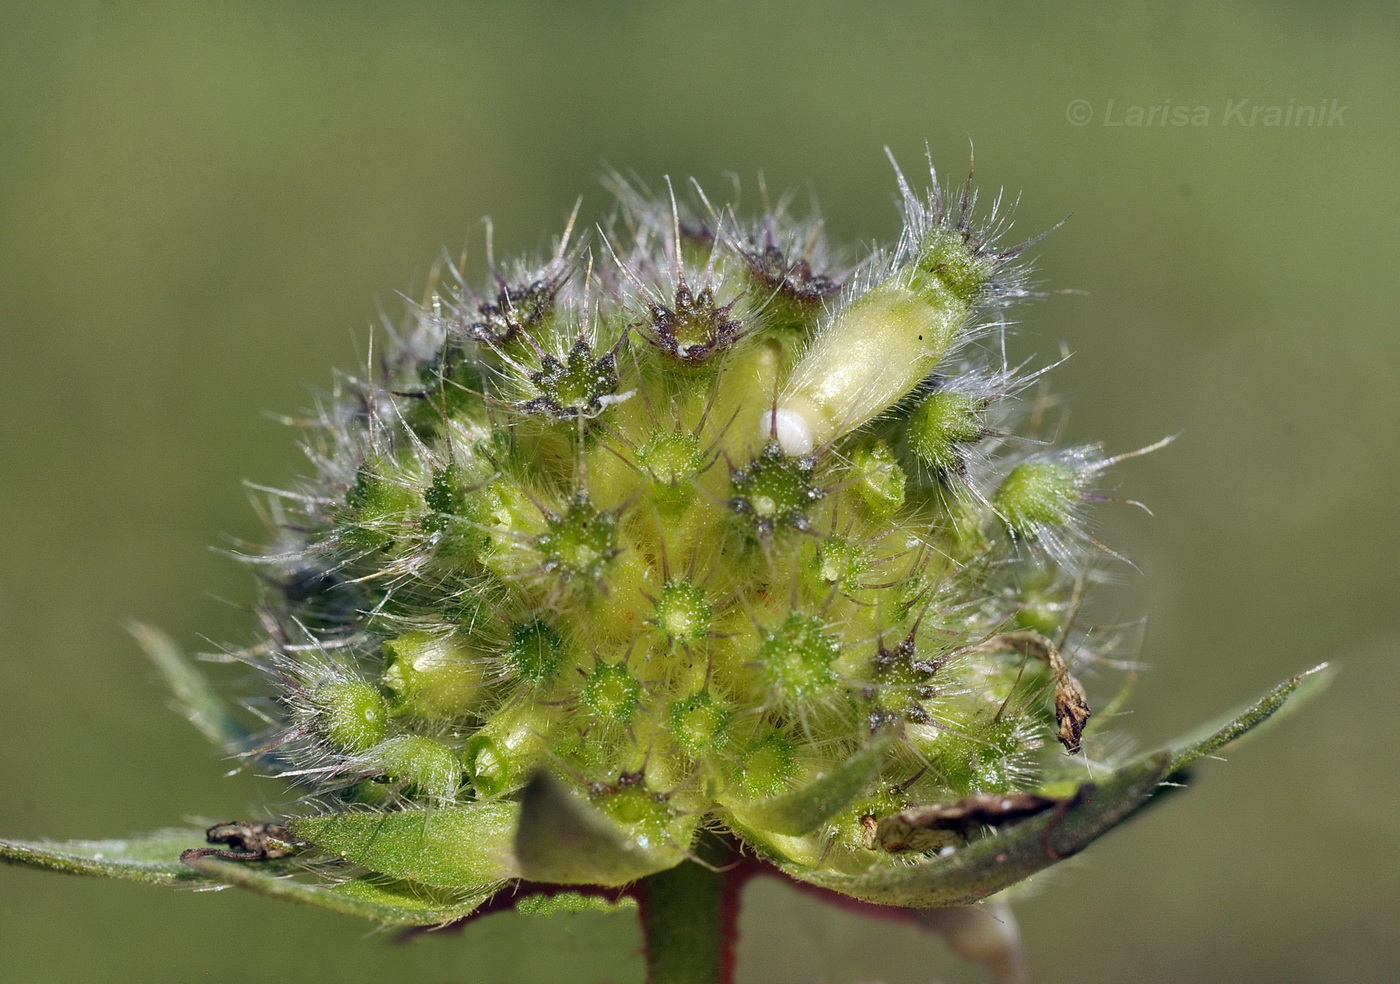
[995,457,1084,536]
[313,679,388,753]
[909,389,988,475]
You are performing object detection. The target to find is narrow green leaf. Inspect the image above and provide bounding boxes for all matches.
[185,857,492,925]
[291,802,519,889]
[778,751,1172,907]
[0,830,213,884]
[1164,662,1332,773]
[774,664,1329,908]
[514,772,688,886]
[129,621,250,748]
[725,731,895,836]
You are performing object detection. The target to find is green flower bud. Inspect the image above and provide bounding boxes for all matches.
[758,613,840,703]
[535,494,620,585]
[653,578,713,643]
[668,691,731,757]
[849,439,906,518]
[635,429,705,510]
[518,339,621,419]
[339,465,422,551]
[581,662,643,723]
[733,732,799,799]
[375,735,466,802]
[812,537,869,593]
[908,389,988,475]
[642,281,743,365]
[728,442,823,537]
[381,631,490,720]
[504,618,566,686]
[312,678,388,753]
[995,457,1084,537]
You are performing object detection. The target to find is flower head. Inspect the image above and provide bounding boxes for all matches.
[2,155,1327,982]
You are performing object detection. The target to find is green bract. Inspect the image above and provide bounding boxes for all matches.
[2,158,1327,982]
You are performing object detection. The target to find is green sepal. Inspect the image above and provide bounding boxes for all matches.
[723,731,895,836]
[1163,662,1331,773]
[0,829,212,884]
[291,802,519,889]
[129,622,250,749]
[186,857,492,926]
[514,772,690,886]
[777,751,1172,907]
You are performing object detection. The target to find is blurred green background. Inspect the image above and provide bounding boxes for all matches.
[2,2,1397,982]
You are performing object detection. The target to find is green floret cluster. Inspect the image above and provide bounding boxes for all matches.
[0,160,1329,961]
[241,161,1126,890]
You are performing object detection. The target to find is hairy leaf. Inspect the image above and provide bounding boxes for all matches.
[779,752,1171,907]
[777,666,1329,907]
[1,830,214,884]
[292,803,519,889]
[185,857,492,925]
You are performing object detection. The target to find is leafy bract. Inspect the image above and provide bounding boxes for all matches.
[778,752,1171,907]
[291,802,519,889]
[186,857,494,925]
[724,731,895,837]
[774,664,1331,908]
[514,772,694,886]
[0,830,214,884]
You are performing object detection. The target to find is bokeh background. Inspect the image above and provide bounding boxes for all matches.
[2,2,1397,982]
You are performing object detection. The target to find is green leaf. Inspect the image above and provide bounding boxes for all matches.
[778,751,1173,907]
[0,828,495,925]
[1164,662,1332,773]
[725,731,895,836]
[514,772,689,886]
[0,830,213,884]
[774,665,1330,908]
[185,857,491,925]
[291,802,519,889]
[129,621,250,748]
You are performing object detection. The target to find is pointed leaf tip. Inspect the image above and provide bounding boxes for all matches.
[726,730,895,836]
[1165,662,1333,774]
[128,621,250,749]
[515,772,689,886]
[1,830,213,884]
